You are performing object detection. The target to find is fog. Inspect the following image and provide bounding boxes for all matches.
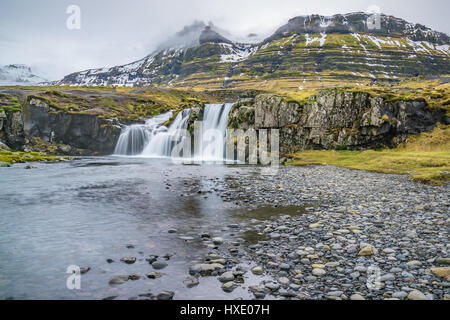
[0,0,448,80]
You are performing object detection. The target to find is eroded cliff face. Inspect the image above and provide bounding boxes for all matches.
[229,90,447,153]
[0,97,123,155]
[0,110,25,149]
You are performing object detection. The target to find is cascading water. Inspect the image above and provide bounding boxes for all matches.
[196,103,234,161]
[113,103,233,161]
[113,111,173,155]
[141,109,191,157]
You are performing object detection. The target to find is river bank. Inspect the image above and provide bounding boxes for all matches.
[0,158,448,300]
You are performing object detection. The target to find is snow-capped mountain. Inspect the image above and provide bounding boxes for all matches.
[55,12,450,90]
[0,64,47,86]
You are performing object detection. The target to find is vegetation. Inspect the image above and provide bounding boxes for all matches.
[0,149,69,165]
[288,124,450,184]
[0,94,22,113]
[0,87,213,121]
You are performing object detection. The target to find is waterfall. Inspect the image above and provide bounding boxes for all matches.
[196,103,234,161]
[113,103,233,161]
[141,109,191,157]
[113,111,173,155]
[113,124,149,155]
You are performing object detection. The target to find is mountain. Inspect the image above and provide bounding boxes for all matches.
[55,12,450,90]
[0,64,47,86]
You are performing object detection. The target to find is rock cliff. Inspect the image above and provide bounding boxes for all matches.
[228,89,447,153]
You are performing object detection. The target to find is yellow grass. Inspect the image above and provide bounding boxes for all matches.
[288,124,450,184]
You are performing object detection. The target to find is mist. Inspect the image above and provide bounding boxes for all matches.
[0,0,449,80]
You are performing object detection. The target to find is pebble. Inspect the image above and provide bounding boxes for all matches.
[218,271,235,283]
[152,261,168,270]
[157,291,174,300]
[120,257,136,264]
[350,294,365,300]
[312,268,326,276]
[407,290,428,300]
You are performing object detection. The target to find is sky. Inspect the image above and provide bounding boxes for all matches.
[0,0,449,80]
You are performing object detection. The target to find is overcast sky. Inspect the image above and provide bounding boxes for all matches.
[1,0,449,80]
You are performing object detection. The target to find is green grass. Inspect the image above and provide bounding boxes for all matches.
[0,150,69,165]
[287,124,450,184]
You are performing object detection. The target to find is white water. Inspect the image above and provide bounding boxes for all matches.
[141,109,190,157]
[196,103,234,161]
[113,112,173,155]
[114,103,233,160]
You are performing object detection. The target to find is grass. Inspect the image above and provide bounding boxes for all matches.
[10,88,212,121]
[0,150,69,165]
[0,94,22,113]
[287,124,450,184]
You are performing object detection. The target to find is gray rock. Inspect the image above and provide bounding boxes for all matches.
[218,271,235,283]
[157,291,174,300]
[152,261,168,270]
[108,275,129,285]
[120,257,136,264]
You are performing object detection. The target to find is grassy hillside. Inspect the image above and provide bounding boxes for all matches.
[288,123,450,184]
[0,86,211,121]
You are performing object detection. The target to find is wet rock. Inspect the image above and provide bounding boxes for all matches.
[157,291,174,300]
[249,285,266,299]
[251,266,264,275]
[120,257,136,264]
[212,237,224,245]
[222,281,237,292]
[189,263,224,276]
[183,277,199,288]
[108,275,129,285]
[146,272,162,279]
[80,267,90,274]
[218,271,235,283]
[128,274,140,280]
[350,294,365,300]
[152,261,168,270]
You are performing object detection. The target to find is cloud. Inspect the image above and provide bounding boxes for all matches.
[0,0,448,80]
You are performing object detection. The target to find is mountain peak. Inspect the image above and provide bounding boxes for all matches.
[268,12,450,45]
[199,26,232,45]
[0,64,46,86]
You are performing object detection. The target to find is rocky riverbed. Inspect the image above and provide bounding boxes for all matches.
[181,165,450,300]
[0,159,448,300]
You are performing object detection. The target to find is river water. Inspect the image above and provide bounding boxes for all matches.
[0,157,277,300]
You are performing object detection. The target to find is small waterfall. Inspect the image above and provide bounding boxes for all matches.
[113,125,149,155]
[113,103,233,161]
[113,111,173,155]
[196,103,234,161]
[141,109,191,157]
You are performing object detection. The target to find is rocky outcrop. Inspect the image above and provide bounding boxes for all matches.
[0,109,25,149]
[229,90,447,153]
[21,97,122,155]
[0,97,123,155]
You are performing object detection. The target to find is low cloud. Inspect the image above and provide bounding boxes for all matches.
[0,0,448,80]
